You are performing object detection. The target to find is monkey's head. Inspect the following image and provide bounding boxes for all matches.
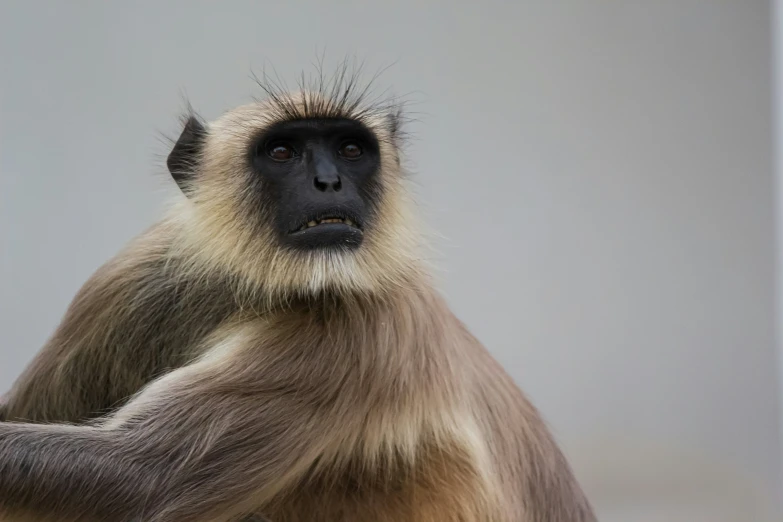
[165,77,423,300]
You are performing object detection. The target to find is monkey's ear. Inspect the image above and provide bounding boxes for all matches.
[167,116,207,192]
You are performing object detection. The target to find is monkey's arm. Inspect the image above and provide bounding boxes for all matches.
[0,328,327,522]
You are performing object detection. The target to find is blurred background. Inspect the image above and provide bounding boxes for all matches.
[1,1,782,520]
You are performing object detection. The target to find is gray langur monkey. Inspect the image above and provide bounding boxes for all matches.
[0,67,596,522]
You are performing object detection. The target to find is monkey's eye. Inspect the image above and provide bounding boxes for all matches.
[338,141,363,160]
[265,142,296,162]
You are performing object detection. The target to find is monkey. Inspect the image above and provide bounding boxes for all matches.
[0,68,597,522]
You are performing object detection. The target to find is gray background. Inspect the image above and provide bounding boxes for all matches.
[1,1,781,520]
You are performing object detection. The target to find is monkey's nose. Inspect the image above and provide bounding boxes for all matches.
[313,172,342,192]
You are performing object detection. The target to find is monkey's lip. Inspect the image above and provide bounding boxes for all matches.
[289,215,363,235]
[285,215,364,250]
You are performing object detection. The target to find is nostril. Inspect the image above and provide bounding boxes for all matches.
[313,175,341,192]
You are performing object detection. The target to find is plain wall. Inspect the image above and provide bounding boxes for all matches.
[1,1,780,519]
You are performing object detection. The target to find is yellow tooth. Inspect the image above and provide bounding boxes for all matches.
[308,221,317,227]
[345,218,354,226]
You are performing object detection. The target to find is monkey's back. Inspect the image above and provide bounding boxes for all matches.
[1,226,238,424]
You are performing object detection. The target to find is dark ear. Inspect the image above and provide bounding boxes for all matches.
[167,116,207,191]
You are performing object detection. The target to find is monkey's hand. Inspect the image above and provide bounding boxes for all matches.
[0,325,334,522]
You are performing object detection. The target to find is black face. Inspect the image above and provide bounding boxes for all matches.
[249,118,382,251]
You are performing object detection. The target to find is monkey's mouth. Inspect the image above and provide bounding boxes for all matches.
[285,212,364,250]
[291,215,362,234]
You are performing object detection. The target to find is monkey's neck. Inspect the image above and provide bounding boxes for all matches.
[261,279,459,371]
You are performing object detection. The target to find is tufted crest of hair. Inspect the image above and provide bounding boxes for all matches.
[163,64,426,304]
[252,60,408,142]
